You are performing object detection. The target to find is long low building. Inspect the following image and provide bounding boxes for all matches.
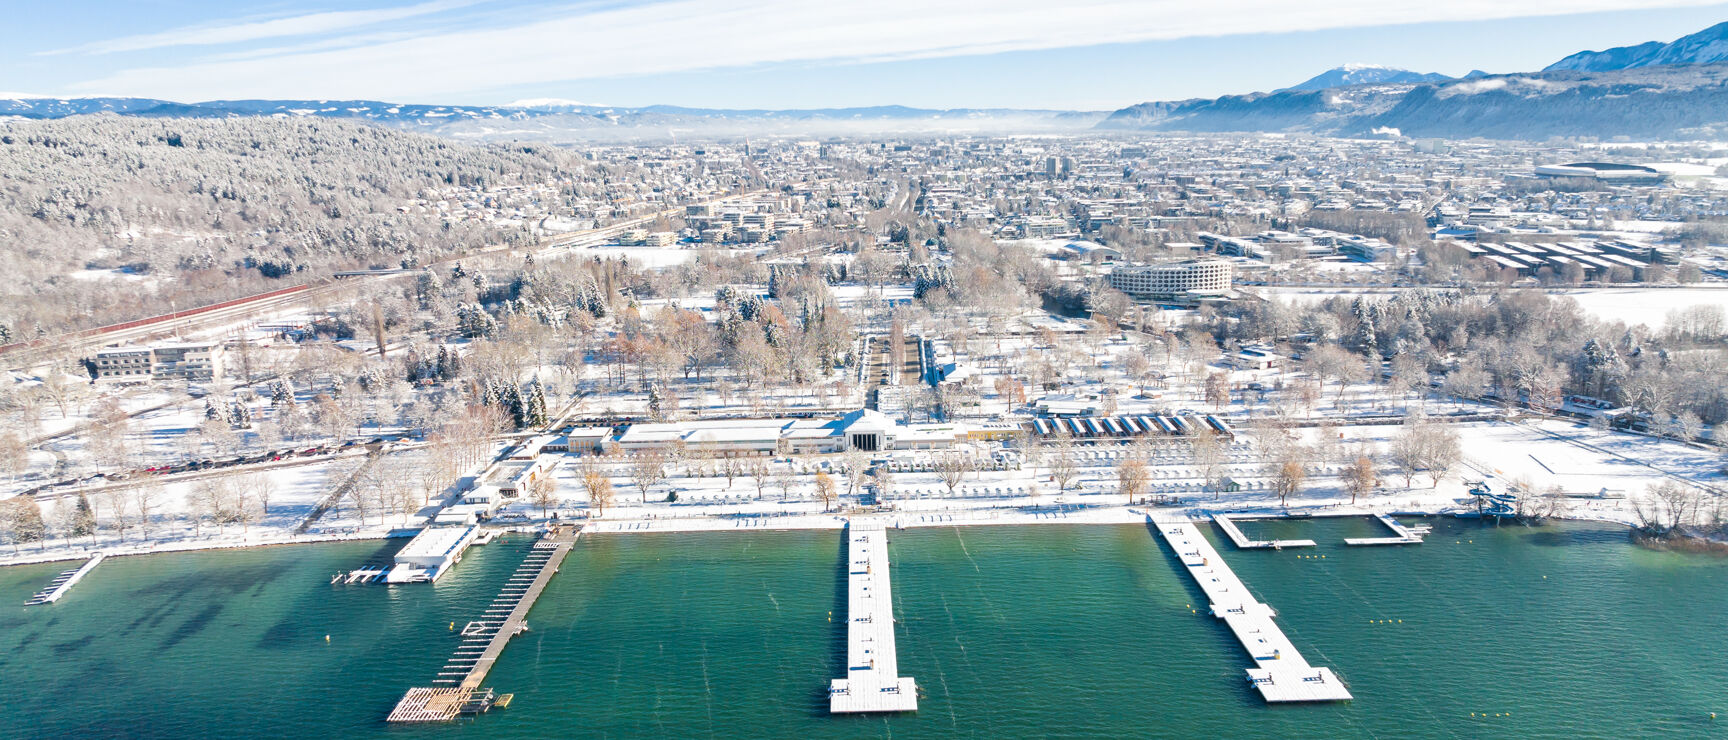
[602,409,1023,458]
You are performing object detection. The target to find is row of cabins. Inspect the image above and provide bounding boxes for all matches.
[1030,414,1234,441]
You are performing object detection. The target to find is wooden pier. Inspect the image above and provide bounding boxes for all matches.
[829,518,917,714]
[1152,516,1351,703]
[25,553,104,606]
[387,525,580,723]
[1344,513,1428,546]
[1213,513,1316,550]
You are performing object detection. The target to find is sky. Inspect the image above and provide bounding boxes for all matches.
[5,1,1728,110]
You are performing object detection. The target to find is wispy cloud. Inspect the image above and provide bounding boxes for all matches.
[70,0,1724,101]
[45,0,483,56]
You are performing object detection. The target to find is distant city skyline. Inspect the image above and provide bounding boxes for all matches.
[6,1,1728,109]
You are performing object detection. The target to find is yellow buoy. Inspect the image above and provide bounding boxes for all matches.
[450,622,455,630]
[324,635,330,643]
[1397,619,1402,623]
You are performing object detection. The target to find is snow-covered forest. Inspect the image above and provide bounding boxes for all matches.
[0,116,597,336]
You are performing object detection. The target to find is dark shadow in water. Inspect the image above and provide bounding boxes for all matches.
[160,603,224,649]
[1142,519,1264,704]
[135,561,283,603]
[49,633,95,656]
[1523,525,1623,548]
[809,526,851,718]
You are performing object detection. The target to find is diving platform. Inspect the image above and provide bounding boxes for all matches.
[1345,513,1428,546]
[829,518,917,714]
[1152,516,1351,703]
[25,553,104,606]
[388,525,580,723]
[1212,514,1316,550]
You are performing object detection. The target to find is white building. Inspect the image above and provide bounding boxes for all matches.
[92,341,226,383]
[388,525,481,583]
[1107,260,1233,301]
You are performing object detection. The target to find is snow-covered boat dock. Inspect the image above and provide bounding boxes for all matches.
[829,518,918,714]
[1153,516,1352,703]
[25,553,104,606]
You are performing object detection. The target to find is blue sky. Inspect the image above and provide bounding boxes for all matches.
[6,1,1728,109]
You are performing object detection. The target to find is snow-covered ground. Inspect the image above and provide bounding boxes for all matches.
[1257,285,1728,330]
[1548,287,1728,330]
[5,417,1718,568]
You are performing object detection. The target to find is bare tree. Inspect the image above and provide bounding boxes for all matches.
[1048,430,1078,491]
[1117,457,1149,504]
[1274,459,1306,508]
[527,473,558,518]
[745,455,770,500]
[629,449,669,503]
[770,463,796,501]
[842,449,868,497]
[813,470,837,511]
[1190,427,1225,495]
[579,458,614,517]
[935,452,969,495]
[721,457,739,490]
[1345,450,1378,505]
[132,478,163,540]
[870,466,894,500]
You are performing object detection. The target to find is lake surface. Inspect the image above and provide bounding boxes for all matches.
[2,518,1724,738]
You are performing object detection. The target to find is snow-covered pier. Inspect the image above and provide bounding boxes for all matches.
[829,518,918,714]
[1153,516,1351,703]
[1212,513,1316,550]
[25,553,104,606]
[1345,513,1428,546]
[388,525,579,723]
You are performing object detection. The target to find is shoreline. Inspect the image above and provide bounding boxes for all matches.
[0,502,1646,568]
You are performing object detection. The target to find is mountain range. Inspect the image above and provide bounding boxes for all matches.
[1545,21,1728,72]
[6,22,1728,141]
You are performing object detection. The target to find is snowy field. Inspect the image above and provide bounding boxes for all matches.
[1257,286,1728,330]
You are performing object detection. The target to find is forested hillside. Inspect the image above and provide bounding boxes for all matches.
[0,115,590,337]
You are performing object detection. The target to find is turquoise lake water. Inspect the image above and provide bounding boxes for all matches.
[1,518,1724,738]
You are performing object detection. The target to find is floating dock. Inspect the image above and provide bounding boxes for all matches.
[25,553,104,606]
[1344,513,1428,546]
[829,518,917,714]
[1153,516,1351,703]
[388,526,580,723]
[1213,513,1316,550]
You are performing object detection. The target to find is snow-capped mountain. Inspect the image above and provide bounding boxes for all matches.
[1099,64,1728,140]
[1278,64,1451,92]
[1545,21,1728,72]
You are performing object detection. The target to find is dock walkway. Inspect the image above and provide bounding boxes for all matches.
[1152,516,1351,703]
[1212,514,1316,549]
[829,519,917,714]
[388,525,580,723]
[1344,513,1427,546]
[25,553,104,606]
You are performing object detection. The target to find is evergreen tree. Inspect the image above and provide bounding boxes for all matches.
[69,494,97,538]
[520,377,549,428]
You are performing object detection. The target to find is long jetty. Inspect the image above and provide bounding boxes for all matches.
[387,525,580,723]
[1212,513,1317,549]
[829,518,917,714]
[1152,516,1351,703]
[25,553,104,606]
